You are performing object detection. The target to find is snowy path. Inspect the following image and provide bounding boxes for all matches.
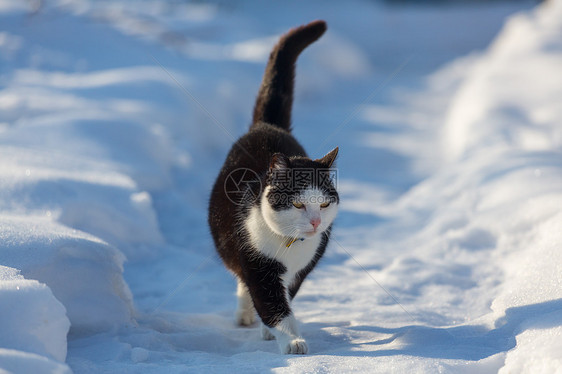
[1,1,561,373]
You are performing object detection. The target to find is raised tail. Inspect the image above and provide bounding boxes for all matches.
[251,20,327,132]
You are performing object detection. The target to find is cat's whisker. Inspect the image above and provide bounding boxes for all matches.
[271,228,297,259]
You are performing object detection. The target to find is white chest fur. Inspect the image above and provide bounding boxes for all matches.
[245,206,321,286]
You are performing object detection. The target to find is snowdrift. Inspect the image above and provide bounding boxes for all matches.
[0,265,69,364]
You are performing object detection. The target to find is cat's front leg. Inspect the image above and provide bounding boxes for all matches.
[265,313,308,354]
[241,257,308,354]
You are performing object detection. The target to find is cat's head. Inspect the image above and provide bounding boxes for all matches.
[261,147,339,239]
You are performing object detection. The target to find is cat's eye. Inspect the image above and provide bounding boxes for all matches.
[292,201,304,209]
[320,201,331,208]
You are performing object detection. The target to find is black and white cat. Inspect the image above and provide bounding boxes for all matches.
[208,20,339,355]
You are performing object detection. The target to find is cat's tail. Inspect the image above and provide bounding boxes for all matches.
[251,20,327,132]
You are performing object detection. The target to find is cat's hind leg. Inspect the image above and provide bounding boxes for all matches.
[235,279,256,326]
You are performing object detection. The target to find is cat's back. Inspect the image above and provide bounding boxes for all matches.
[209,122,306,210]
[228,122,306,173]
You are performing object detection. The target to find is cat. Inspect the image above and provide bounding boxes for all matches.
[208,20,339,355]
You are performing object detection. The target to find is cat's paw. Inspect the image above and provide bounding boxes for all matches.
[281,338,308,355]
[261,324,275,340]
[235,309,256,326]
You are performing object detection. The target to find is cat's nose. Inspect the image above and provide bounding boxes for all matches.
[310,218,321,230]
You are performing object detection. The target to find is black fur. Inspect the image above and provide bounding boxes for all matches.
[252,20,327,132]
[208,20,336,331]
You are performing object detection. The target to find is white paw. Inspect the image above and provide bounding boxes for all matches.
[235,309,256,326]
[261,324,275,340]
[281,338,308,355]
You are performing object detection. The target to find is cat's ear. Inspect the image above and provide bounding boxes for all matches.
[316,147,339,168]
[270,153,290,170]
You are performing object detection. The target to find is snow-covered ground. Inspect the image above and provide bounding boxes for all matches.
[1,0,561,373]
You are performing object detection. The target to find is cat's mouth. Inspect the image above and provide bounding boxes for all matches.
[302,229,318,237]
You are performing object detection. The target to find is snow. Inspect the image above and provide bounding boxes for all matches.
[0,215,134,333]
[1,0,560,373]
[0,267,72,374]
